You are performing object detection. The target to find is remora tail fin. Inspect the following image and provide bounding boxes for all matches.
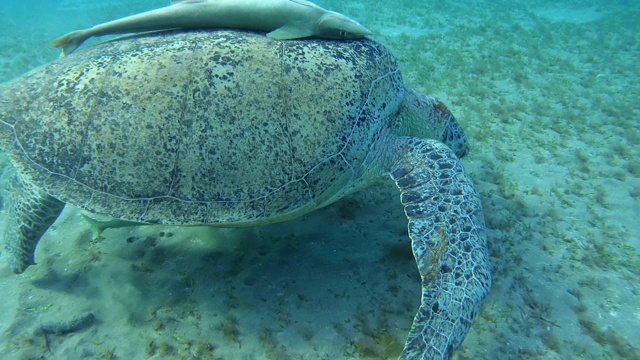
[50,30,89,56]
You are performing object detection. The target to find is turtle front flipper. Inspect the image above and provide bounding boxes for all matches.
[4,175,64,274]
[390,138,490,360]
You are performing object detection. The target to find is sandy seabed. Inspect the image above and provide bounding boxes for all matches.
[0,0,638,359]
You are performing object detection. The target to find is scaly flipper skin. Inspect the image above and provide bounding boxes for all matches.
[4,175,64,274]
[390,138,490,360]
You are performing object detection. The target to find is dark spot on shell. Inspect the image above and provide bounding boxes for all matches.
[432,301,440,313]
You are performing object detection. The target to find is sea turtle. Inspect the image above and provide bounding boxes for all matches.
[0,30,490,359]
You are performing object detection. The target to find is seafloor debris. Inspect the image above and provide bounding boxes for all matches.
[39,312,96,335]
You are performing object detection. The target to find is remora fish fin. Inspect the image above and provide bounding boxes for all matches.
[267,24,315,40]
[50,30,89,56]
[80,213,145,240]
[317,13,372,39]
[289,0,320,7]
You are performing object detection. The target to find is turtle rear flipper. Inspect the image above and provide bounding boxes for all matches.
[4,175,64,274]
[390,138,491,359]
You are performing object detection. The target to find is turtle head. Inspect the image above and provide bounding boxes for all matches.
[392,88,469,158]
[436,100,469,158]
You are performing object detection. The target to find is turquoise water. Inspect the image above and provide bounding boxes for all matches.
[0,0,638,359]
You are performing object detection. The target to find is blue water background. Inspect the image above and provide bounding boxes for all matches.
[0,0,638,359]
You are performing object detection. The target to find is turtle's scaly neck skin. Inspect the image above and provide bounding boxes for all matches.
[391,88,469,158]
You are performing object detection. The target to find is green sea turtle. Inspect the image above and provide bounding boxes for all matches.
[0,30,490,359]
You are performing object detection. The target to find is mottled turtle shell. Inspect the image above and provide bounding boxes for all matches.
[0,30,404,225]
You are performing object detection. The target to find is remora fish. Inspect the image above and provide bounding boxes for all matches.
[51,0,372,55]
